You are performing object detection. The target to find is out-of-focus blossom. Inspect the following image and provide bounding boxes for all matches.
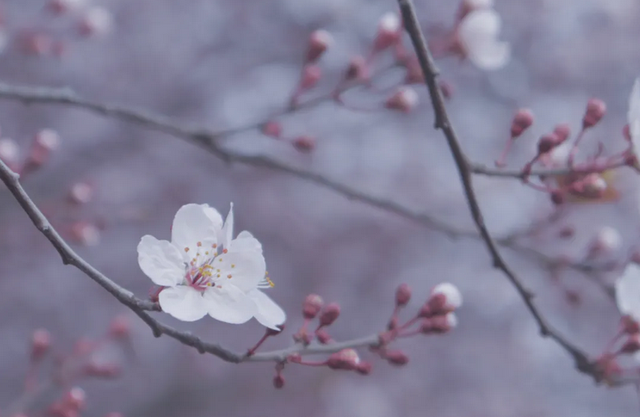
[79,7,114,37]
[615,263,640,326]
[137,204,285,329]
[374,12,402,50]
[457,9,510,70]
[0,138,19,164]
[385,86,419,113]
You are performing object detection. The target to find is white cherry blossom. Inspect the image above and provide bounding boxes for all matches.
[138,203,286,329]
[457,9,510,70]
[615,263,640,324]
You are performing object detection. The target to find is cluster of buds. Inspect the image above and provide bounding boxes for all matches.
[19,316,131,413]
[0,129,61,178]
[17,1,114,57]
[270,283,462,388]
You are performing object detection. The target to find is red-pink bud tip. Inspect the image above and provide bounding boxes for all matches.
[266,324,285,336]
[108,316,130,339]
[510,108,534,138]
[31,328,51,360]
[583,98,606,128]
[428,283,462,314]
[273,374,285,389]
[327,348,360,370]
[552,123,571,143]
[385,87,419,113]
[395,283,412,307]
[384,350,409,366]
[292,135,316,153]
[261,121,283,139]
[345,56,369,81]
[319,303,341,327]
[374,12,402,51]
[300,65,322,90]
[537,133,559,155]
[355,361,372,375]
[303,294,324,319]
[316,328,333,344]
[306,30,333,63]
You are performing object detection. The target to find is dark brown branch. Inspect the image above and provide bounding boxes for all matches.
[397,0,607,383]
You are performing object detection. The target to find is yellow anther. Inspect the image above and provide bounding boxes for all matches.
[231,264,235,268]
[184,247,190,253]
[266,276,275,288]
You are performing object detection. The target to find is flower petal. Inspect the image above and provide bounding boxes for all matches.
[467,40,510,71]
[459,9,501,42]
[137,235,184,286]
[220,203,234,249]
[203,284,256,324]
[215,249,267,292]
[615,263,640,321]
[202,205,224,231]
[171,204,219,258]
[229,231,263,253]
[248,289,286,330]
[159,286,208,322]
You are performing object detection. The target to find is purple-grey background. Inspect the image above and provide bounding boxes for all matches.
[1,0,639,415]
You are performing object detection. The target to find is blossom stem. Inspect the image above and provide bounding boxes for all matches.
[247,330,273,356]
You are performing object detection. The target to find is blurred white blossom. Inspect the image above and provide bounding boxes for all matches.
[458,9,510,70]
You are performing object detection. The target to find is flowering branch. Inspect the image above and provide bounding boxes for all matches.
[396,0,619,384]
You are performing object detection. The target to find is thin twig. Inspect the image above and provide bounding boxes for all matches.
[397,0,606,383]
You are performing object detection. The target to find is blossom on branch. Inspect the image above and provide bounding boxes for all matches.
[137,204,286,329]
[615,263,640,328]
[457,9,510,70]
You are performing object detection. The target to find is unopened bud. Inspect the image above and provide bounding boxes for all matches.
[303,294,324,319]
[583,98,606,128]
[374,12,401,50]
[589,226,622,256]
[306,30,333,62]
[384,350,409,366]
[31,329,51,360]
[356,361,372,375]
[316,328,333,344]
[428,283,462,313]
[273,374,285,389]
[510,109,534,138]
[421,312,458,333]
[22,33,54,56]
[292,135,315,153]
[395,283,412,307]
[69,182,94,205]
[319,303,341,326]
[578,173,607,198]
[108,316,130,338]
[29,129,60,166]
[620,335,640,354]
[537,133,559,155]
[0,138,19,165]
[261,121,282,139]
[79,7,113,37]
[621,315,640,334]
[71,221,101,246]
[64,387,86,410]
[84,362,121,378]
[327,348,360,370]
[385,86,418,113]
[553,123,571,143]
[345,56,369,81]
[300,65,321,90]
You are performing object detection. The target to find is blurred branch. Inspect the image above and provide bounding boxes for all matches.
[0,156,387,364]
[396,0,615,384]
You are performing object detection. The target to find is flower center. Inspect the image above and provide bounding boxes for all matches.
[182,242,231,291]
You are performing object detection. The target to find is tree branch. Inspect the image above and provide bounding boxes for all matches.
[396,0,606,383]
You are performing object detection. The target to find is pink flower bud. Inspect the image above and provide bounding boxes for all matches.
[553,123,571,143]
[0,138,19,164]
[273,374,285,389]
[64,387,86,411]
[374,12,402,51]
[589,226,622,256]
[428,283,462,313]
[402,56,424,85]
[621,315,640,334]
[306,30,333,62]
[384,350,409,366]
[319,303,341,326]
[510,109,534,138]
[79,7,114,37]
[583,98,606,128]
[537,133,559,155]
[31,329,51,360]
[345,56,369,81]
[28,129,60,167]
[577,173,607,198]
[303,294,324,319]
[292,135,316,153]
[69,182,94,205]
[261,121,282,139]
[620,335,640,354]
[316,328,333,344]
[385,86,419,113]
[108,316,130,339]
[71,221,101,246]
[355,361,372,375]
[395,283,412,307]
[300,65,322,90]
[327,348,360,370]
[421,313,458,333]
[84,362,121,378]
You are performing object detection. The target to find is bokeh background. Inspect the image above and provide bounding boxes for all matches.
[1,0,640,415]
